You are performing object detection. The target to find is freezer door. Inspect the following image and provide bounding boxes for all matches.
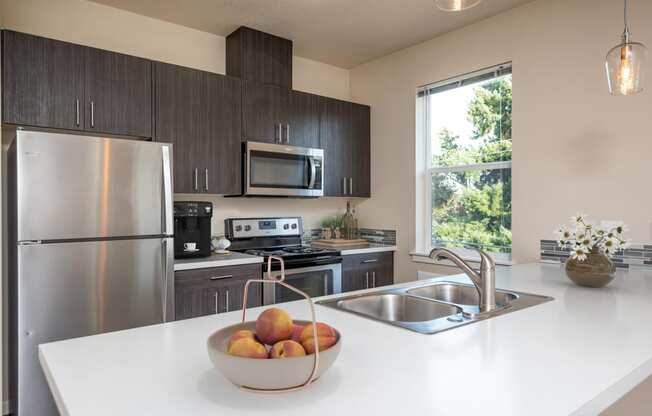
[16,130,173,241]
[17,238,174,416]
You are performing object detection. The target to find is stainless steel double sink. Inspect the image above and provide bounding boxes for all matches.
[317,281,553,334]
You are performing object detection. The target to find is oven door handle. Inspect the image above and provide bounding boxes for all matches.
[307,157,317,189]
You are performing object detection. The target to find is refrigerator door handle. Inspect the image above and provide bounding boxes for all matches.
[162,238,175,322]
[162,146,173,235]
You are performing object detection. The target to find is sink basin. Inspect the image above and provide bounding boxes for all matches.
[317,280,553,335]
[407,283,518,308]
[336,293,461,323]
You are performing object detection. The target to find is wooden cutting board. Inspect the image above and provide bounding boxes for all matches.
[312,239,370,248]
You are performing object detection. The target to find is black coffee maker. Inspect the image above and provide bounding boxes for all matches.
[174,201,213,259]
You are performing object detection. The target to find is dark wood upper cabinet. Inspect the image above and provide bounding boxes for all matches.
[155,62,242,195]
[2,30,84,130]
[242,80,288,144]
[287,90,320,148]
[227,27,293,89]
[350,103,371,197]
[2,30,152,138]
[84,47,152,138]
[203,73,242,195]
[154,62,203,193]
[320,97,371,197]
[320,97,353,197]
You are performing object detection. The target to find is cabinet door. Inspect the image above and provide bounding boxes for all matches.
[350,103,371,197]
[227,27,293,89]
[320,97,352,196]
[370,253,394,288]
[175,286,217,320]
[202,74,242,195]
[85,47,152,138]
[215,279,262,313]
[287,90,320,148]
[342,268,370,293]
[154,62,202,193]
[2,30,84,130]
[242,80,288,144]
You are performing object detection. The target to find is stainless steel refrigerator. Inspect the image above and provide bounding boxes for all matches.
[7,130,175,415]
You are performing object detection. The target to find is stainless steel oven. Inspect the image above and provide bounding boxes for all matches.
[263,263,342,305]
[245,141,324,197]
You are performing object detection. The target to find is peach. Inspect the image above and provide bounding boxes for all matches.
[290,324,304,343]
[299,323,338,354]
[269,340,306,358]
[255,308,293,345]
[227,337,268,359]
[227,330,255,349]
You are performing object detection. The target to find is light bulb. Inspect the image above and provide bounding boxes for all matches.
[618,45,635,95]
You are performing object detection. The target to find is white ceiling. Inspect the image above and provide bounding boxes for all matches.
[89,0,534,68]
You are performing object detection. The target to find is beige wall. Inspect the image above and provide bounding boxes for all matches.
[350,0,652,282]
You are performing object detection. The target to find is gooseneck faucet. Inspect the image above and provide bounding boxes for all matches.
[429,247,497,313]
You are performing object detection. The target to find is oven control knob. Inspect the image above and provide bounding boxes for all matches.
[283,224,289,230]
[244,225,252,232]
[291,223,297,229]
[235,225,242,232]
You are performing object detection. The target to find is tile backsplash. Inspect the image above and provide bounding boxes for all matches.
[304,228,396,246]
[540,240,652,269]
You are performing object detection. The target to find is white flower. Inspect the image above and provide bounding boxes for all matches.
[601,237,620,256]
[614,224,629,235]
[620,239,632,250]
[571,247,588,262]
[571,213,588,224]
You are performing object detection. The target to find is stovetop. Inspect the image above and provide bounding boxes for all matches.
[242,245,339,259]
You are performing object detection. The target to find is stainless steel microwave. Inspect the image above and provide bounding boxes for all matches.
[244,141,324,197]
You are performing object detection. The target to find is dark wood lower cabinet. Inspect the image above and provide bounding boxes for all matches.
[174,263,262,320]
[342,252,394,292]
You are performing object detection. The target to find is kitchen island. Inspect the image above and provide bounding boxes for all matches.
[39,263,652,415]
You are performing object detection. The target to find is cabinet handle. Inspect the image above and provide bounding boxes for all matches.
[209,275,233,280]
[285,124,290,144]
[193,168,198,191]
[277,124,282,143]
[90,101,95,128]
[213,292,218,314]
[343,177,347,195]
[361,259,378,264]
[365,271,369,289]
[204,168,209,192]
[75,99,80,126]
[225,290,230,313]
[372,271,376,288]
[349,177,353,195]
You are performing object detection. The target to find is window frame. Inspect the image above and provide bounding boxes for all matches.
[417,63,513,264]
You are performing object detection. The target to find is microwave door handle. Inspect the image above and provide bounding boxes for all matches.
[308,157,316,189]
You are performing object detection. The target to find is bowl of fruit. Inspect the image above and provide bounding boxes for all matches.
[207,307,341,391]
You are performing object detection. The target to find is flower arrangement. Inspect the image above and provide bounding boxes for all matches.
[555,214,629,261]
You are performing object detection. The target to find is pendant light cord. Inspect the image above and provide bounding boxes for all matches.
[623,0,630,40]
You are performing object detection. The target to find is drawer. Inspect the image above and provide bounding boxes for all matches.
[175,263,261,288]
[342,252,393,271]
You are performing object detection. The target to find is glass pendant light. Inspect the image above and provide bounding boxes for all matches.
[605,0,647,95]
[435,0,482,12]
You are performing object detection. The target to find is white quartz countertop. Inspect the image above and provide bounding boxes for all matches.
[174,252,263,271]
[336,244,396,255]
[39,263,652,415]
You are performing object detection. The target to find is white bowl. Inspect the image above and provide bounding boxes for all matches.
[207,320,342,390]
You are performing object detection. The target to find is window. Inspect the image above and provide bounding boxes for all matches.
[417,63,512,260]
